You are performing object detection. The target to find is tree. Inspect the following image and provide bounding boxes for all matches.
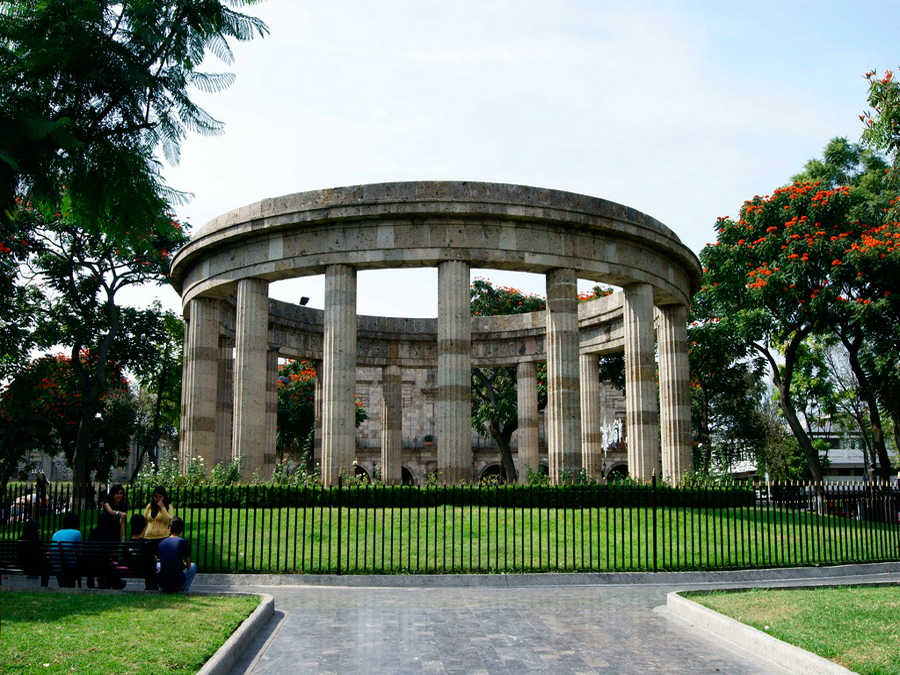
[686,299,768,474]
[128,307,184,480]
[276,360,368,472]
[469,280,617,483]
[794,137,900,478]
[0,1,268,237]
[702,175,900,481]
[0,353,136,487]
[862,69,900,189]
[7,200,189,499]
[470,279,547,483]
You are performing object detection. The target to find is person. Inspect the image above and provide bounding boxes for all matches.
[156,517,197,593]
[51,512,82,587]
[119,513,156,590]
[143,486,173,552]
[17,519,49,587]
[143,486,173,590]
[97,484,128,542]
[35,474,49,517]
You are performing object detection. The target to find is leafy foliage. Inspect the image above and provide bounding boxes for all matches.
[0,0,268,237]
[0,353,136,485]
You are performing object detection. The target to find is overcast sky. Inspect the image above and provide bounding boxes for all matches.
[129,0,900,318]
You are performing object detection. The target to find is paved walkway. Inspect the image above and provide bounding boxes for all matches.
[197,565,900,675]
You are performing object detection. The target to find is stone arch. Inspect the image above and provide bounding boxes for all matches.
[172,182,700,486]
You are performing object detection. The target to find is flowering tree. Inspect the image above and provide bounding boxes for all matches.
[862,69,900,188]
[701,176,900,481]
[276,360,367,471]
[3,201,189,498]
[0,353,135,487]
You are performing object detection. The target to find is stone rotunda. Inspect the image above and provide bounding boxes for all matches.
[170,181,702,485]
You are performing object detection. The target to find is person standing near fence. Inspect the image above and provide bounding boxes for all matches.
[98,484,128,541]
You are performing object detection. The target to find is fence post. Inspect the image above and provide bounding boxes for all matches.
[336,475,343,575]
[652,473,658,573]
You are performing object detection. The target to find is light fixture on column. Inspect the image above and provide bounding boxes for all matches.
[300,296,309,305]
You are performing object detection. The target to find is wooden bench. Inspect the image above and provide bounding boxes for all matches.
[0,539,156,589]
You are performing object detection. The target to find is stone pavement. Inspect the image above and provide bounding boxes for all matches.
[197,564,900,675]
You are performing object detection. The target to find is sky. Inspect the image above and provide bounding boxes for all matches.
[130,0,900,318]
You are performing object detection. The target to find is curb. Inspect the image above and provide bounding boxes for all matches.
[196,593,275,675]
[194,561,900,588]
[664,591,855,675]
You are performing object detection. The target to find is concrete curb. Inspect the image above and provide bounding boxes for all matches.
[196,593,275,675]
[195,561,900,588]
[665,591,855,675]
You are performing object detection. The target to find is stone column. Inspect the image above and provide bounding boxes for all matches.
[313,361,323,466]
[232,278,269,476]
[181,297,220,469]
[321,264,357,486]
[437,260,471,484]
[545,268,581,483]
[381,364,403,484]
[623,283,661,481]
[259,347,278,478]
[516,361,539,483]
[658,303,693,483]
[214,336,234,467]
[580,352,603,478]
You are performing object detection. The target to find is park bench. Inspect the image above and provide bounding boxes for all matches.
[0,539,156,589]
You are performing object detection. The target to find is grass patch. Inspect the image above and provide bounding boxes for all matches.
[686,585,900,675]
[176,504,899,573]
[0,590,259,675]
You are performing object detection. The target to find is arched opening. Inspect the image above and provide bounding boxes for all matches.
[354,464,370,483]
[401,466,415,486]
[479,464,507,485]
[605,464,628,482]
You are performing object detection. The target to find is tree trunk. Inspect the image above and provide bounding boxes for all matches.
[842,336,893,481]
[753,334,823,483]
[492,419,518,484]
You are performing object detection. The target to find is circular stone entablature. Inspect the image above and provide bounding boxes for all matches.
[170,181,701,310]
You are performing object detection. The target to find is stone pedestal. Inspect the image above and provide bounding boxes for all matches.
[623,283,660,481]
[321,265,358,486]
[437,260,472,484]
[658,303,692,482]
[545,268,581,483]
[381,364,403,484]
[232,279,270,476]
[181,297,220,469]
[516,361,539,483]
[580,353,603,478]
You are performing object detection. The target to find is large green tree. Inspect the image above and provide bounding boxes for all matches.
[0,0,268,236]
[6,201,189,497]
[701,178,900,482]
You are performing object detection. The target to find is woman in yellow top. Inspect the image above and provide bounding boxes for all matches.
[143,485,173,555]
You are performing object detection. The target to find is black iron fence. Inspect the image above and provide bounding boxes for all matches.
[2,478,898,574]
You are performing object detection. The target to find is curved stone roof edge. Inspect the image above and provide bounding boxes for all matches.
[171,181,702,296]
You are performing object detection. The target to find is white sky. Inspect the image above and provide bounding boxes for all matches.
[124,0,900,318]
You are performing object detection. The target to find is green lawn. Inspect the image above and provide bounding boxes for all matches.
[172,504,899,573]
[687,586,900,675]
[0,590,259,675]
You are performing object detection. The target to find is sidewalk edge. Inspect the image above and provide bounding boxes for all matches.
[665,591,855,675]
[196,593,275,675]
